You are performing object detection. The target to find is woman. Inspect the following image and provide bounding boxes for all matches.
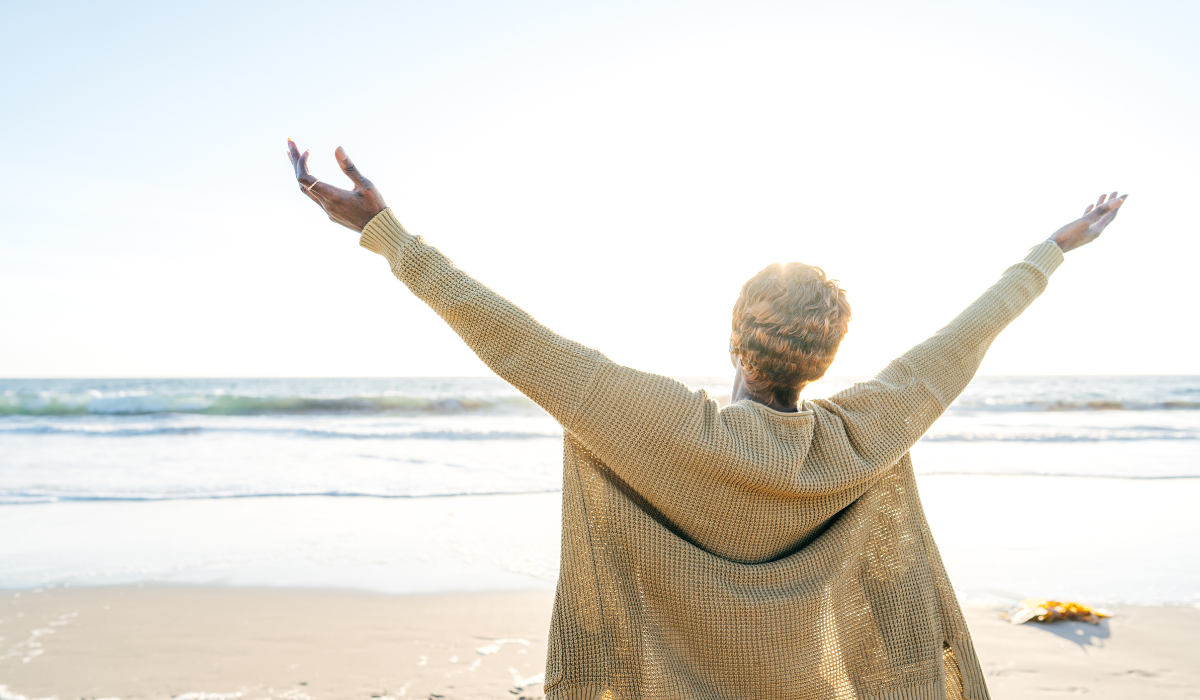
[287,139,1126,700]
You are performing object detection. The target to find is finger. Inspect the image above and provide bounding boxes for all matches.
[1084,204,1095,215]
[1096,193,1107,207]
[1092,197,1126,230]
[288,139,305,174]
[295,150,319,189]
[1098,192,1124,213]
[336,146,368,189]
[293,148,309,180]
[306,179,353,202]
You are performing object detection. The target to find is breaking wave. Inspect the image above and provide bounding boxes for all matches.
[0,423,560,440]
[951,400,1200,412]
[3,391,1198,417]
[0,393,539,416]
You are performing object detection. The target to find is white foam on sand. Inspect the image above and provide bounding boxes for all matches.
[0,612,77,665]
[0,684,56,700]
[477,638,531,655]
[0,686,309,700]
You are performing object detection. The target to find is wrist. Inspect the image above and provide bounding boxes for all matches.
[1025,240,1066,278]
[359,208,417,261]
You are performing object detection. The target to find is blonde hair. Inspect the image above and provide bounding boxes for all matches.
[730,262,850,407]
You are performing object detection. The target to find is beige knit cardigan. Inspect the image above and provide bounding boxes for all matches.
[360,208,1064,700]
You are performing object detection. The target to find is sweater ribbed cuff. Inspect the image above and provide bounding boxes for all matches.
[1024,240,1065,278]
[359,208,416,261]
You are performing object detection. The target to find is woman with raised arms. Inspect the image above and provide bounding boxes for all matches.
[287,139,1125,700]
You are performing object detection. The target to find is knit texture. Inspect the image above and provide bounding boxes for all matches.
[361,208,1064,700]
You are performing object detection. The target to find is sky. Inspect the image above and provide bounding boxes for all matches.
[1,0,1197,378]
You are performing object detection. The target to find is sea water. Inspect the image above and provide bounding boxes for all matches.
[1,376,1198,604]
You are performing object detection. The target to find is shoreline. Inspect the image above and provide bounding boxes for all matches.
[2,584,1198,700]
[5,475,1199,605]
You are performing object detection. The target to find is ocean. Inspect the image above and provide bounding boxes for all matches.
[2,376,1198,604]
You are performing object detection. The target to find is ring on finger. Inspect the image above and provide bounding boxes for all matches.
[304,180,320,192]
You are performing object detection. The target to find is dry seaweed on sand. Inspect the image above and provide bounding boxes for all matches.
[1003,598,1113,625]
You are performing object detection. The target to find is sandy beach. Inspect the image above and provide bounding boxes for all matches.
[0,586,555,700]
[2,585,1197,700]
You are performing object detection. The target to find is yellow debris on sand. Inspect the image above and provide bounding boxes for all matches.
[1004,599,1112,625]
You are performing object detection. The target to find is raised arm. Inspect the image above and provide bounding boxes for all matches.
[286,140,610,424]
[819,192,1129,468]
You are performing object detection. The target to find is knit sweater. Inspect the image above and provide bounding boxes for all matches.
[360,208,1065,700]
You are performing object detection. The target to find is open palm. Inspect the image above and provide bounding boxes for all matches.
[287,139,388,232]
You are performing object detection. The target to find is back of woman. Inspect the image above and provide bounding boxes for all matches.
[286,138,1125,700]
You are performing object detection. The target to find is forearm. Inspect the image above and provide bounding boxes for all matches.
[889,241,1063,407]
[360,208,603,425]
[824,242,1063,464]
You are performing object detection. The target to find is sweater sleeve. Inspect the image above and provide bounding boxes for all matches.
[360,208,606,424]
[817,241,1065,468]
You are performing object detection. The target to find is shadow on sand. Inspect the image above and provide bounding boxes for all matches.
[1025,619,1112,650]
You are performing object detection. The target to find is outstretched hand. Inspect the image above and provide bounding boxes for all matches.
[1048,192,1128,253]
[287,139,387,232]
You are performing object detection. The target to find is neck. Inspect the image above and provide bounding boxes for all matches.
[731,362,801,412]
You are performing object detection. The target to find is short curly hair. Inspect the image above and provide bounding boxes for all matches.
[730,262,851,407]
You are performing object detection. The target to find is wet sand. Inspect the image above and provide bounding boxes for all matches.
[2,585,1197,700]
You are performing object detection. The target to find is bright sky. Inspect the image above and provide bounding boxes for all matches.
[1,0,1197,378]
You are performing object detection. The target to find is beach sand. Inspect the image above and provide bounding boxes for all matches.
[1,586,554,700]
[2,586,1197,700]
